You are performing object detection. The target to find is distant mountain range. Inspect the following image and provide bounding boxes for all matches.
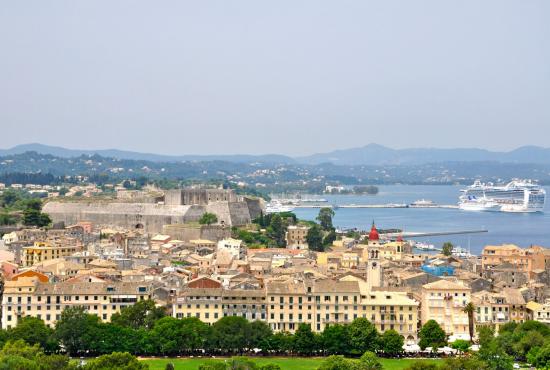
[2,143,550,166]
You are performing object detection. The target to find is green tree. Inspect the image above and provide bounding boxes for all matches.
[292,324,318,356]
[9,316,58,352]
[267,214,286,247]
[323,229,337,247]
[210,316,250,354]
[23,208,51,227]
[246,320,273,349]
[380,330,404,356]
[450,339,471,353]
[477,340,514,370]
[463,302,475,343]
[348,318,379,355]
[83,352,148,370]
[477,326,495,347]
[54,306,102,356]
[199,212,218,225]
[316,208,335,231]
[439,357,488,370]
[111,299,165,330]
[321,324,350,355]
[404,362,439,370]
[306,224,325,252]
[442,242,454,256]
[359,351,382,370]
[317,355,356,370]
[418,320,446,350]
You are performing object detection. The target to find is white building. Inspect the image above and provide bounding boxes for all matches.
[217,238,245,260]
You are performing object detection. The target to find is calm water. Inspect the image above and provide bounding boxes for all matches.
[292,185,550,255]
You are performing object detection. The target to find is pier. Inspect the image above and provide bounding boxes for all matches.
[293,204,459,209]
[384,229,488,238]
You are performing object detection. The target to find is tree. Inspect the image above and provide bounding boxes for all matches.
[463,302,475,343]
[54,306,103,356]
[404,362,439,370]
[83,352,148,370]
[9,316,58,352]
[23,208,51,227]
[348,318,379,355]
[211,316,249,354]
[477,326,495,347]
[246,320,273,350]
[199,212,218,225]
[442,242,454,256]
[317,355,356,370]
[359,351,382,370]
[477,340,514,370]
[450,339,471,353]
[323,229,337,247]
[292,324,318,356]
[439,357,488,370]
[321,324,350,355]
[418,320,446,350]
[380,330,404,356]
[267,214,286,247]
[306,224,325,252]
[316,208,335,231]
[111,299,165,330]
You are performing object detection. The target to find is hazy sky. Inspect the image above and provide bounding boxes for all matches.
[1,1,549,156]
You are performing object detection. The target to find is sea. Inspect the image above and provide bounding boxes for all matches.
[292,185,550,256]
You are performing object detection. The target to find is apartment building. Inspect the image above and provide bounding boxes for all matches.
[1,276,151,329]
[482,244,545,277]
[421,280,471,341]
[473,288,527,332]
[22,242,82,267]
[285,225,309,250]
[172,287,267,324]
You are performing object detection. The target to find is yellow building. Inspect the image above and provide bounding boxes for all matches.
[22,242,82,267]
[1,277,151,329]
[265,278,419,341]
[172,287,267,324]
[421,280,471,341]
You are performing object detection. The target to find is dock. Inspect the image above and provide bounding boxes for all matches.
[293,204,459,209]
[384,229,488,238]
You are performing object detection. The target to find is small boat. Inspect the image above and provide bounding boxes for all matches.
[414,242,442,252]
[410,199,437,207]
[452,246,474,258]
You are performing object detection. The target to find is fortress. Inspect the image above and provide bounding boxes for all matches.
[43,188,265,233]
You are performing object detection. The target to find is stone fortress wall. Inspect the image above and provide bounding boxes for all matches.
[44,188,265,234]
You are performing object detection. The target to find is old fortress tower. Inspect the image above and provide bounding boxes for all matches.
[43,187,264,233]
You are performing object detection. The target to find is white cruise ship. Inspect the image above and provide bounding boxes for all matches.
[459,179,546,213]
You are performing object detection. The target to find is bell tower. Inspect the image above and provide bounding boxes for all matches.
[367,221,382,289]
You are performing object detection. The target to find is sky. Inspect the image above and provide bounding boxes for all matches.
[1,1,549,156]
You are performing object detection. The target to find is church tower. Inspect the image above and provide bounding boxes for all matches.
[367,221,382,289]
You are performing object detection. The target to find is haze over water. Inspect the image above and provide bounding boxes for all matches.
[292,185,550,255]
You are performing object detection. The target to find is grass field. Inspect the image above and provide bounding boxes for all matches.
[142,357,440,370]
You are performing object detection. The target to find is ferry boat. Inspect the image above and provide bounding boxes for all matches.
[458,196,501,212]
[459,179,546,213]
[410,199,437,207]
[265,200,295,213]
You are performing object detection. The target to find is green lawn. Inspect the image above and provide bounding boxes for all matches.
[142,357,440,370]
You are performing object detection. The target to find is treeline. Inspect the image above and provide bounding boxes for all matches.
[2,301,406,358]
[0,190,51,227]
[0,172,63,186]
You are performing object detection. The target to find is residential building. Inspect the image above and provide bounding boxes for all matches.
[421,279,471,341]
[285,225,309,250]
[22,242,82,267]
[1,277,152,329]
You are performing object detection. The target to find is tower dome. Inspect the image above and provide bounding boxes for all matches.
[368,221,379,241]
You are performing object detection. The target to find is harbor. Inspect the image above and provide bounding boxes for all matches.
[293,203,459,209]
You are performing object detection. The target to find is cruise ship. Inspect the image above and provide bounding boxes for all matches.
[459,180,546,213]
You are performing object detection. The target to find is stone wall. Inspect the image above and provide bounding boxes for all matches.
[162,224,231,242]
[43,198,263,234]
